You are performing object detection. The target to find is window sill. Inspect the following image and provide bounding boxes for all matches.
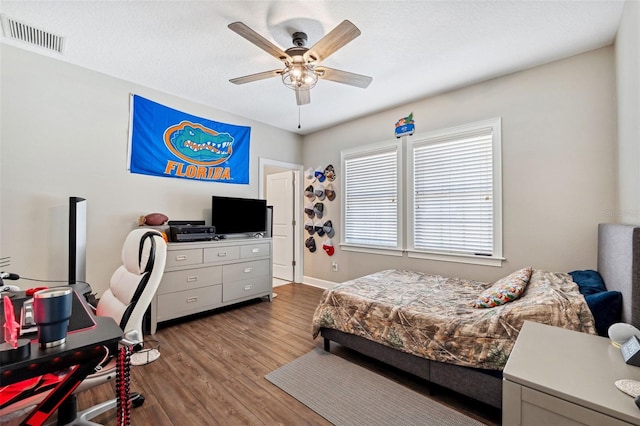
[339,243,404,257]
[407,250,504,267]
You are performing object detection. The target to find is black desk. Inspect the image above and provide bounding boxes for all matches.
[1,288,122,425]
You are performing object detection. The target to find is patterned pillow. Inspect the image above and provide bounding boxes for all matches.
[472,267,533,308]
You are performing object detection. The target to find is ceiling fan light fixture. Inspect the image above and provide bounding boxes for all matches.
[228,20,372,108]
[281,64,318,90]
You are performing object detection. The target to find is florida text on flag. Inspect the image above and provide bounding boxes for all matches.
[128,95,251,184]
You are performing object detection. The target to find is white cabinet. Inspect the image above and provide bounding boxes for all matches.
[503,321,640,426]
[151,238,272,333]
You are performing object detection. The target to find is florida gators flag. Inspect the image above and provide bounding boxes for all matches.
[128,95,251,184]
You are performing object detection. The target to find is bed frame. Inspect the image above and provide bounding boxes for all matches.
[320,223,640,409]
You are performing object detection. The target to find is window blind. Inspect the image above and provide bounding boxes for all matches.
[412,130,494,255]
[344,148,398,247]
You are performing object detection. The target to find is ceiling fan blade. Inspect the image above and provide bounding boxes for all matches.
[316,66,372,89]
[228,22,291,62]
[229,69,282,85]
[296,87,311,105]
[304,20,361,63]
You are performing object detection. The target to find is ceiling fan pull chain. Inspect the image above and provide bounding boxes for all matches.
[298,106,301,129]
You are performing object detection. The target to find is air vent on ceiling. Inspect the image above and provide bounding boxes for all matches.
[1,14,64,54]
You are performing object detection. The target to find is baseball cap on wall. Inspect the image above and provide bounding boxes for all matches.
[323,239,335,256]
[324,164,336,181]
[315,167,326,182]
[314,202,324,219]
[324,183,336,201]
[305,185,315,200]
[305,219,315,235]
[304,202,315,218]
[305,167,315,181]
[305,236,316,252]
[323,220,335,238]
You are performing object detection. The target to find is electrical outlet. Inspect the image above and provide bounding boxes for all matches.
[332,261,339,272]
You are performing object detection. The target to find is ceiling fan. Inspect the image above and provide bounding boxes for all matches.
[228,20,373,106]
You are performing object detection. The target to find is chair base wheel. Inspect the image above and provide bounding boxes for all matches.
[130,392,145,408]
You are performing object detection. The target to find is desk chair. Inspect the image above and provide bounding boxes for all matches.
[0,228,167,425]
[65,228,167,425]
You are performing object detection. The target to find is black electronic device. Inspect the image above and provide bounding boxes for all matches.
[266,205,273,238]
[621,336,640,367]
[211,196,267,236]
[69,196,87,284]
[170,225,215,234]
[169,225,216,242]
[172,233,217,242]
[167,220,205,226]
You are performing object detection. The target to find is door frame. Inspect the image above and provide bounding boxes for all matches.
[259,157,303,284]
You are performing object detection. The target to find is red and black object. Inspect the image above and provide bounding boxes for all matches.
[116,345,133,426]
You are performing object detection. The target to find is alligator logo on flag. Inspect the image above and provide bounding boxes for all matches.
[128,95,250,184]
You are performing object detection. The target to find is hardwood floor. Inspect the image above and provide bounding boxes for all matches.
[78,284,501,425]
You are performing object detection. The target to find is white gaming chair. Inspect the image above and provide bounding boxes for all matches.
[0,228,167,425]
[63,228,167,425]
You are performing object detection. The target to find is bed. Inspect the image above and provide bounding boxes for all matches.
[312,224,640,409]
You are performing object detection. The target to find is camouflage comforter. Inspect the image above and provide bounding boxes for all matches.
[312,269,596,370]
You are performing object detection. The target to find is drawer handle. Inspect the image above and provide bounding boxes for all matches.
[176,255,188,261]
[187,276,198,282]
[244,267,252,273]
[186,296,198,303]
[252,248,260,253]
[244,284,253,291]
[218,252,227,257]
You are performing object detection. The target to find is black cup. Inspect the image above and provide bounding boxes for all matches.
[33,287,73,348]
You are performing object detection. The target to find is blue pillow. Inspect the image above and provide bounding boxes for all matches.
[585,291,622,336]
[569,270,607,295]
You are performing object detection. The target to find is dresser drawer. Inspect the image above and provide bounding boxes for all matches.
[156,285,222,322]
[203,246,240,263]
[151,239,273,334]
[223,277,271,302]
[223,259,269,282]
[158,266,222,295]
[166,248,203,268]
[519,387,630,426]
[240,243,271,259]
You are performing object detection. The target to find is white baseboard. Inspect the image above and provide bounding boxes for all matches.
[272,276,338,290]
[272,277,290,287]
[301,276,338,290]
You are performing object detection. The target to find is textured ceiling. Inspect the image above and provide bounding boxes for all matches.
[0,1,625,135]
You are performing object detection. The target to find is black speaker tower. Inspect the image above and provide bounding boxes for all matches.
[69,196,87,284]
[266,206,273,238]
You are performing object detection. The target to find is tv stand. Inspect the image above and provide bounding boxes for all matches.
[150,238,272,334]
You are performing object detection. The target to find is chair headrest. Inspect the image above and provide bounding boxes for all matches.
[122,229,161,275]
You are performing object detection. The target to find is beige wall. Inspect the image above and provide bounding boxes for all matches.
[0,45,302,296]
[302,47,617,286]
[616,0,640,225]
[0,40,625,294]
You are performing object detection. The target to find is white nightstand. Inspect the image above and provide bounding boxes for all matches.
[503,321,640,425]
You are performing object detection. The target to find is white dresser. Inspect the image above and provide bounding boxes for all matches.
[150,238,272,334]
[503,321,640,425]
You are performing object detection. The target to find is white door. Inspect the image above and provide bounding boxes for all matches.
[266,171,295,281]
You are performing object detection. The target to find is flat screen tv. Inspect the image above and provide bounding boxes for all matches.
[212,196,267,236]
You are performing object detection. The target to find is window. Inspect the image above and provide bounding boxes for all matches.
[407,118,502,266]
[341,140,402,255]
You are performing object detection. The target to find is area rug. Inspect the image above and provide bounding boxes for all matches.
[265,348,485,426]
